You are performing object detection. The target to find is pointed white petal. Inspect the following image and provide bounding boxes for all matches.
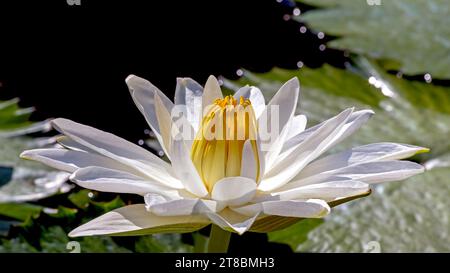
[231,199,330,218]
[174,77,204,131]
[145,195,223,216]
[20,148,140,175]
[281,110,373,154]
[56,136,95,153]
[285,115,307,141]
[202,75,223,114]
[240,140,258,181]
[285,160,425,190]
[170,135,208,197]
[258,77,300,169]
[70,166,182,198]
[269,180,370,202]
[297,142,429,179]
[259,108,353,192]
[68,204,210,237]
[206,208,260,235]
[234,85,265,118]
[153,94,174,158]
[211,177,257,206]
[51,118,182,189]
[125,75,174,157]
[331,160,425,184]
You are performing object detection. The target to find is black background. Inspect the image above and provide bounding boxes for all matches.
[0,0,347,143]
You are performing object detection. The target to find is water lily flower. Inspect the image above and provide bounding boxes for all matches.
[20,75,427,250]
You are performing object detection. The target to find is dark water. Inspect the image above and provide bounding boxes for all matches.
[0,0,347,144]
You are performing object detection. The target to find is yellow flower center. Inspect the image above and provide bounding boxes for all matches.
[190,95,260,191]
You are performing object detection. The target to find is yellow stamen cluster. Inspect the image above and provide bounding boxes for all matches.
[191,96,260,191]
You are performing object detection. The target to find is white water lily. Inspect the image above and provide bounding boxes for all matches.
[20,75,427,241]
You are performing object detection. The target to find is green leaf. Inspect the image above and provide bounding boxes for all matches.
[0,237,39,253]
[135,234,194,253]
[68,189,93,209]
[45,206,78,220]
[299,167,450,252]
[39,226,130,253]
[296,0,450,78]
[0,98,50,136]
[268,219,324,251]
[90,195,126,213]
[0,136,70,203]
[0,203,43,221]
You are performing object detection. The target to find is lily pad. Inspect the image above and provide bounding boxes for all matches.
[0,136,71,204]
[0,98,51,136]
[135,234,194,253]
[296,0,450,78]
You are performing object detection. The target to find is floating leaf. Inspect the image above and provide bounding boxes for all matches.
[90,195,126,213]
[39,226,130,253]
[0,98,51,135]
[135,234,193,253]
[0,203,43,221]
[68,189,94,209]
[296,0,450,78]
[268,219,324,251]
[0,134,70,203]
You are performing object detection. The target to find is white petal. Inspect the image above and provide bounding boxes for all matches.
[281,110,373,154]
[20,148,140,175]
[202,75,223,115]
[240,140,258,181]
[51,118,182,189]
[211,177,257,206]
[145,196,223,216]
[56,136,95,153]
[170,135,208,197]
[125,75,174,157]
[332,161,425,184]
[153,94,174,158]
[68,204,210,237]
[269,180,370,202]
[70,166,182,198]
[259,108,353,192]
[285,115,307,140]
[297,142,429,179]
[174,77,203,131]
[206,208,259,235]
[258,77,300,169]
[234,85,265,119]
[231,199,330,218]
[285,160,425,189]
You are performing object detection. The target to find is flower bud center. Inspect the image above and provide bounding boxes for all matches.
[190,95,260,191]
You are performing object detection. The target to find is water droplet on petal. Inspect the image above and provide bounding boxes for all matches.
[299,26,307,33]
